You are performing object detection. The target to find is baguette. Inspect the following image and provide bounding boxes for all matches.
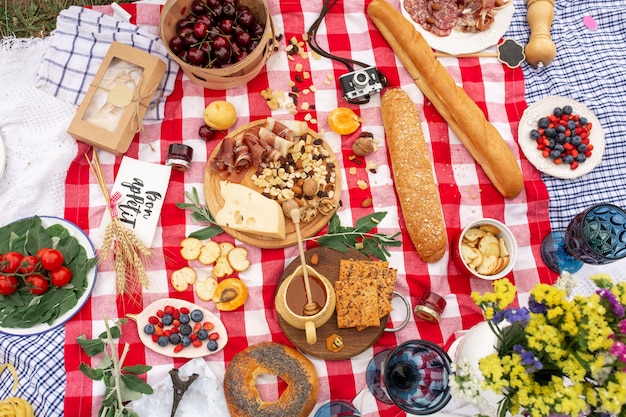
[381,88,447,263]
[367,0,524,199]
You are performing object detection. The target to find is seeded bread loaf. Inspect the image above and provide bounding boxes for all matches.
[380,88,447,263]
[367,0,524,199]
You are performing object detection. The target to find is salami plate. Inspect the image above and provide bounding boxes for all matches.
[399,0,515,55]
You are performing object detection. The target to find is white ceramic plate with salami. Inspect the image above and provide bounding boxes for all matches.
[518,96,605,179]
[399,0,515,55]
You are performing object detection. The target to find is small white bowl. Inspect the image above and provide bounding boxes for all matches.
[454,218,517,280]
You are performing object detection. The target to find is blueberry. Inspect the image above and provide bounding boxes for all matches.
[169,333,181,345]
[143,324,155,335]
[544,127,556,138]
[553,144,564,152]
[553,107,563,118]
[157,335,169,347]
[190,309,204,322]
[576,153,587,163]
[537,117,550,129]
[197,329,208,340]
[530,129,540,140]
[207,340,218,351]
[563,105,573,115]
[563,155,574,164]
[550,149,562,159]
[578,143,587,153]
[162,314,173,326]
[179,314,190,324]
[571,135,582,146]
[556,125,566,133]
[179,323,192,335]
[181,335,191,347]
[579,116,588,126]
[567,120,576,131]
[556,133,566,144]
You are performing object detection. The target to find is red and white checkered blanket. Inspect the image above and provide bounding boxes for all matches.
[61,1,555,416]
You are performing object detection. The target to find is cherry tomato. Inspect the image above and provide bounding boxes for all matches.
[17,255,40,274]
[0,275,18,295]
[25,274,49,295]
[3,252,24,273]
[39,249,64,271]
[50,266,72,287]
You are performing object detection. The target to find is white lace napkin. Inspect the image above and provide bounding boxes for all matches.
[34,6,178,121]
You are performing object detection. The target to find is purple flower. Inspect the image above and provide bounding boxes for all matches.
[528,297,548,314]
[610,341,626,363]
[596,288,625,317]
[493,307,531,326]
[513,344,543,373]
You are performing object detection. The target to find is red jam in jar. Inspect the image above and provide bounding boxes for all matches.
[414,291,447,323]
[166,144,193,171]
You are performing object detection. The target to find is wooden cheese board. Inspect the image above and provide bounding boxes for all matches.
[204,120,342,249]
[275,246,389,360]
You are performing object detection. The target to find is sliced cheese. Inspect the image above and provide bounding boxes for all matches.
[215,181,286,240]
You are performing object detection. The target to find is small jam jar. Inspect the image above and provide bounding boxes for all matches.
[166,144,193,171]
[414,291,447,323]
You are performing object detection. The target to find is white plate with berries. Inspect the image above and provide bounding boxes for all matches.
[518,96,605,179]
[130,298,228,358]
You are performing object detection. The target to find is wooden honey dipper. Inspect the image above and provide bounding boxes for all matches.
[290,208,321,316]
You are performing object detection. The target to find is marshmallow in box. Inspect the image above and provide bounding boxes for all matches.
[67,41,167,155]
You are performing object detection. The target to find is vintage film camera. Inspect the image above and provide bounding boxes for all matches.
[338,66,387,104]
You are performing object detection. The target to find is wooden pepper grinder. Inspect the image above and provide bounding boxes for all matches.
[525,0,557,67]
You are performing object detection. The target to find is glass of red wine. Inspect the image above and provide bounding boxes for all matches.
[541,203,626,273]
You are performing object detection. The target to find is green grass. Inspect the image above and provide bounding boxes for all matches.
[1,0,134,39]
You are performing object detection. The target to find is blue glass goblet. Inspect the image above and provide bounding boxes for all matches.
[541,203,626,273]
[365,340,451,415]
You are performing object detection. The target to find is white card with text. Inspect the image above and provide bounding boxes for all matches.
[98,156,172,247]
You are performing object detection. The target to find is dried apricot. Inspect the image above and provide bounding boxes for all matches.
[213,278,248,311]
[328,107,360,135]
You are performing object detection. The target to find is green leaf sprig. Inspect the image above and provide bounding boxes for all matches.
[175,187,223,240]
[306,212,402,261]
[78,317,152,417]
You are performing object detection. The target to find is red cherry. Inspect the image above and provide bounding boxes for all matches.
[199,125,216,141]
[169,36,184,53]
[193,21,208,39]
[187,47,208,66]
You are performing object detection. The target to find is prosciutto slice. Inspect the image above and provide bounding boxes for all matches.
[258,127,294,157]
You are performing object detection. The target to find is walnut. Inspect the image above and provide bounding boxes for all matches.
[317,197,337,216]
[300,205,318,222]
[302,178,319,197]
[352,134,376,156]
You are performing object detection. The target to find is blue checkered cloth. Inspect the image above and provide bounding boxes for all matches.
[506,0,626,231]
[0,327,66,416]
[35,6,178,121]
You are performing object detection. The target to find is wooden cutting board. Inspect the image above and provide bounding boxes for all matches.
[276,246,389,360]
[204,120,341,249]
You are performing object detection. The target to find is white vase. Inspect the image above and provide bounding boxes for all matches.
[448,321,506,417]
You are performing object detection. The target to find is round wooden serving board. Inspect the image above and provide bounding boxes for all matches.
[276,246,389,360]
[204,120,342,249]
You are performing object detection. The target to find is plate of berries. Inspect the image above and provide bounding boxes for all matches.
[518,96,605,179]
[129,298,228,358]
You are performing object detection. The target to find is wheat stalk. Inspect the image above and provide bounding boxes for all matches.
[85,150,152,297]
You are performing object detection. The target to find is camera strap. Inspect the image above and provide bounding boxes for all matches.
[307,0,387,104]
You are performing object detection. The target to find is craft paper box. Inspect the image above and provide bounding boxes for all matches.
[67,41,167,155]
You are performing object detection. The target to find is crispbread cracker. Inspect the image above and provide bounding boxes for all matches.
[337,259,397,319]
[335,279,380,330]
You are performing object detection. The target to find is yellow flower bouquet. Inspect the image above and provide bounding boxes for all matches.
[451,275,626,417]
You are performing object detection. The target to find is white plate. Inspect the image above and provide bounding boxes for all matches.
[0,216,97,336]
[518,96,605,179]
[0,133,5,179]
[399,0,515,55]
[131,298,228,358]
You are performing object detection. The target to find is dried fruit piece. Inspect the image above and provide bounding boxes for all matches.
[328,107,360,135]
[213,278,248,311]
